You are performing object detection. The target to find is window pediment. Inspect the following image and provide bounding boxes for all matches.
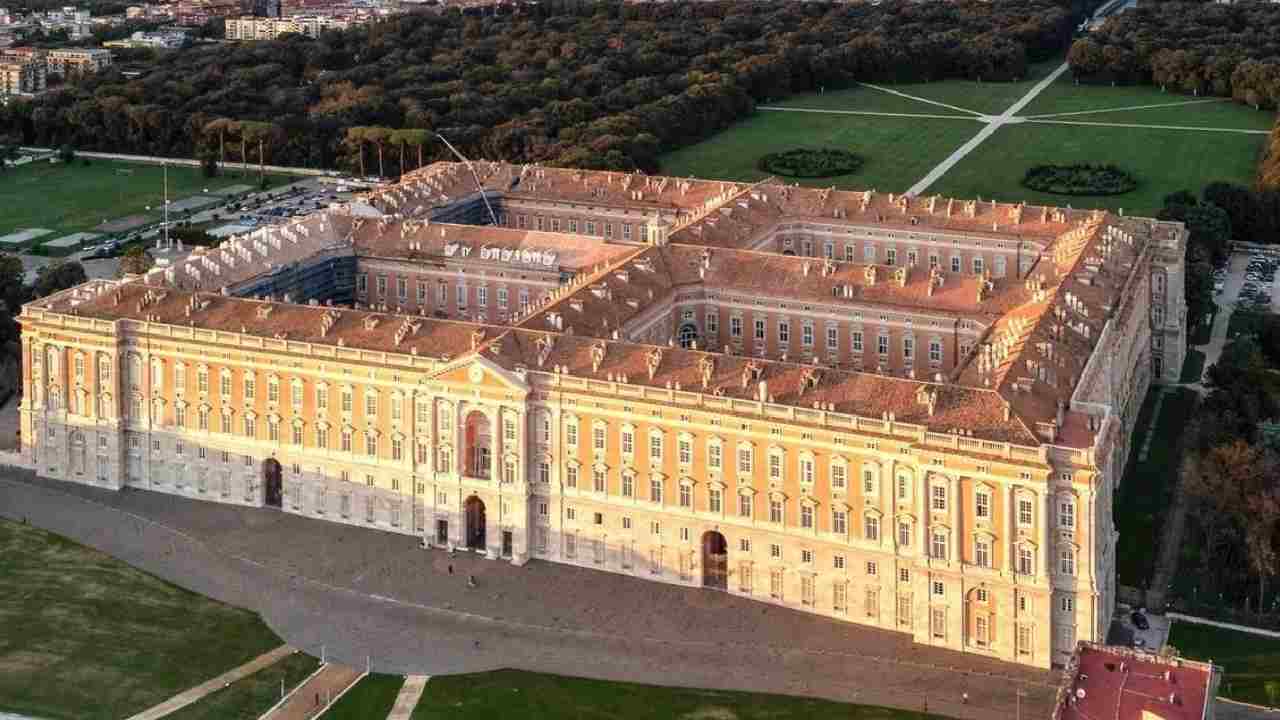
[768,490,789,502]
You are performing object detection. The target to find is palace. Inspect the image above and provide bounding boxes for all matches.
[18,161,1186,670]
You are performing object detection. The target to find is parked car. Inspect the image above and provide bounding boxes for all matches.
[1131,611,1150,630]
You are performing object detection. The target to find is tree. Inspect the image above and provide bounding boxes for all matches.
[57,144,75,164]
[31,260,87,298]
[0,253,27,314]
[119,245,154,276]
[343,127,367,178]
[363,126,392,178]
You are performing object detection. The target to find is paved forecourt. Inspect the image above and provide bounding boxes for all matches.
[0,471,1060,720]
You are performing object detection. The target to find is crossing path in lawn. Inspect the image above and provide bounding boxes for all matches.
[1024,118,1271,135]
[123,645,295,720]
[386,676,429,720]
[853,82,984,116]
[756,106,978,121]
[906,60,1072,196]
[1023,97,1229,119]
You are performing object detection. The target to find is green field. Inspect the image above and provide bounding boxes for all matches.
[165,652,320,720]
[929,121,1263,215]
[321,673,404,719]
[0,159,266,238]
[868,56,1067,116]
[1112,388,1199,589]
[0,518,285,720]
[411,669,943,720]
[660,112,977,193]
[1169,622,1280,706]
[1026,80,1278,131]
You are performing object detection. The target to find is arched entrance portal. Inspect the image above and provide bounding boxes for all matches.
[262,458,283,508]
[701,530,728,590]
[465,495,486,551]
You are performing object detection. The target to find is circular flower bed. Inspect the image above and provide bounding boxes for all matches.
[1021,163,1138,196]
[757,148,864,178]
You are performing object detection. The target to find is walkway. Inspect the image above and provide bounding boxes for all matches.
[123,645,295,720]
[0,471,1059,720]
[906,62,1071,195]
[386,676,429,720]
[263,664,363,720]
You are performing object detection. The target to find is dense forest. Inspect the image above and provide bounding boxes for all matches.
[0,0,1082,175]
[1263,120,1280,191]
[1067,2,1280,109]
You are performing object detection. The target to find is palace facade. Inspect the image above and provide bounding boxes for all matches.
[19,161,1187,670]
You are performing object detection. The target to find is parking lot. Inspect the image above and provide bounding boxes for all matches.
[1227,250,1280,312]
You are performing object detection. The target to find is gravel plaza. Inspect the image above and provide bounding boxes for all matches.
[0,470,1060,720]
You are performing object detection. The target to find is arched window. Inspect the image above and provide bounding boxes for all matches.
[676,322,698,349]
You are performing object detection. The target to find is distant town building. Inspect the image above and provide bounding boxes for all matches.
[252,0,282,18]
[0,48,46,95]
[125,4,177,20]
[224,14,351,39]
[175,0,246,26]
[103,29,189,49]
[46,48,111,76]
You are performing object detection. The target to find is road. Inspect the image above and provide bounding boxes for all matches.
[0,471,1061,720]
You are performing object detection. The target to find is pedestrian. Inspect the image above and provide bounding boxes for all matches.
[448,564,453,575]
[962,692,968,705]
[314,692,320,707]
[467,574,476,588]
[474,639,480,650]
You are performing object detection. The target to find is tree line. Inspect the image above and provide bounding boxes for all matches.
[1067,2,1280,109]
[0,0,1083,176]
[1263,119,1280,192]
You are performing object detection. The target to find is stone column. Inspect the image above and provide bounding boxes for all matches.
[1005,484,1016,574]
[1040,491,1051,580]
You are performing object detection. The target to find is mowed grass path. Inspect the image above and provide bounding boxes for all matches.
[0,518,285,720]
[660,112,977,194]
[928,122,1263,215]
[1026,80,1279,131]
[165,652,320,720]
[411,669,945,720]
[321,673,404,720]
[1168,622,1280,706]
[0,160,252,237]
[871,56,1067,116]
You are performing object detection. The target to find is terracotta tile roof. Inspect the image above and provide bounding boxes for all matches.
[37,281,487,361]
[385,161,745,218]
[1058,645,1213,720]
[351,218,637,272]
[484,329,1036,444]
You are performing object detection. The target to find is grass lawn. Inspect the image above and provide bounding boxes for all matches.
[0,160,271,238]
[928,122,1263,215]
[1180,349,1207,384]
[0,518,285,720]
[411,669,945,720]
[660,112,977,193]
[165,652,320,720]
[321,673,403,719]
[768,86,980,117]
[1025,80,1278,131]
[870,55,1067,116]
[1168,622,1280,706]
[1113,388,1199,589]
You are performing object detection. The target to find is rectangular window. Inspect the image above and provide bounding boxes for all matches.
[865,515,879,541]
[897,595,912,627]
[738,447,753,474]
[975,539,990,568]
[1059,498,1075,529]
[826,326,838,350]
[976,491,990,519]
[738,493,752,518]
[864,588,879,618]
[621,430,634,456]
[801,576,815,607]
[708,488,722,513]
[770,500,783,524]
[931,531,948,561]
[866,561,878,576]
[801,323,813,347]
[376,275,387,296]
[951,256,961,273]
[832,510,847,535]
[397,277,407,300]
[708,444,722,470]
[800,505,813,529]
[1018,498,1034,526]
[650,479,663,504]
[1017,625,1032,655]
[929,340,942,364]
[730,317,742,338]
[592,425,606,452]
[770,569,784,600]
[877,335,889,356]
[778,321,790,344]
[852,331,863,353]
[678,438,692,465]
[497,287,508,310]
[898,521,911,548]
[931,607,946,639]
[477,286,487,307]
[593,469,606,493]
[677,483,692,507]
[931,485,946,511]
[649,434,663,461]
[566,465,578,488]
[832,462,848,490]
[754,319,766,340]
